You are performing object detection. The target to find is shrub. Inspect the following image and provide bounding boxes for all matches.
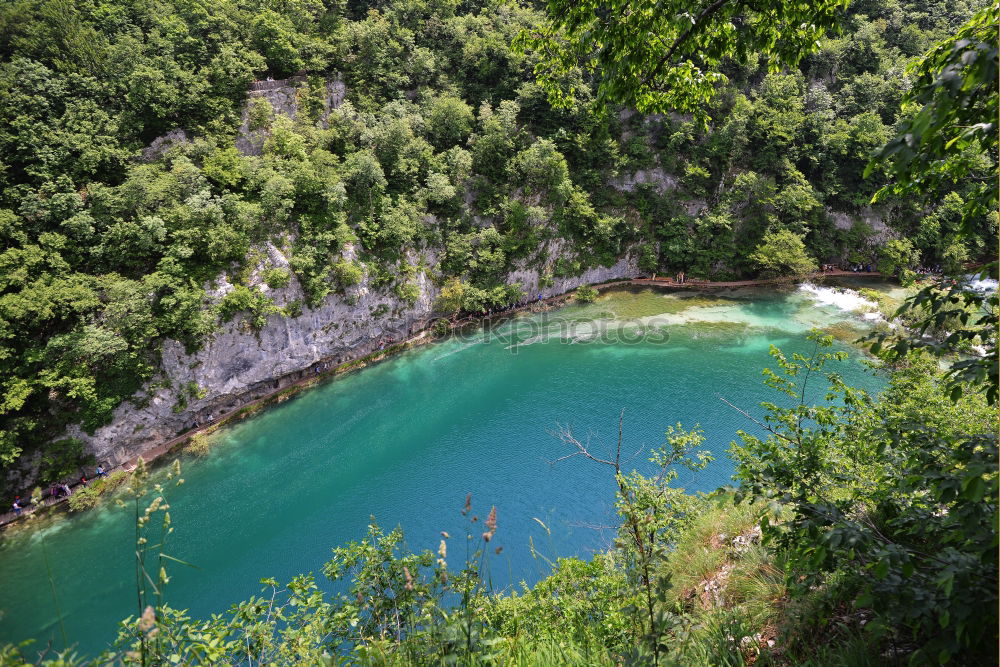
[68,470,134,512]
[858,287,891,315]
[553,257,582,277]
[101,470,130,494]
[39,438,89,483]
[332,260,364,290]
[217,285,279,329]
[436,277,467,313]
[247,97,274,131]
[395,280,421,305]
[67,485,100,512]
[262,267,291,289]
[575,285,599,302]
[682,163,713,194]
[432,318,450,336]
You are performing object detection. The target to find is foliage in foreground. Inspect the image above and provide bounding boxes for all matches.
[2,335,995,666]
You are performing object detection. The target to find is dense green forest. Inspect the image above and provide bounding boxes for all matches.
[1,0,994,484]
[0,0,997,663]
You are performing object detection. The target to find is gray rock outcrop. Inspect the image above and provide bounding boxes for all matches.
[236,76,346,155]
[68,239,639,467]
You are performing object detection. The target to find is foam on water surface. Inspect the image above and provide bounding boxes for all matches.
[797,283,880,314]
[965,276,998,293]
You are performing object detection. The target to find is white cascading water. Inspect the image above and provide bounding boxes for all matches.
[964,276,998,293]
[798,283,882,320]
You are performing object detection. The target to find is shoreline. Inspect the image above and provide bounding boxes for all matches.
[0,283,590,529]
[0,270,886,529]
[608,269,882,290]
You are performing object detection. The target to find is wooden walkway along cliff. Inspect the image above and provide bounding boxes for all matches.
[592,269,882,291]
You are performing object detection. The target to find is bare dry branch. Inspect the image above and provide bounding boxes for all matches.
[547,423,619,467]
[716,394,797,445]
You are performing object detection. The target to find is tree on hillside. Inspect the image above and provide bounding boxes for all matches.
[877,238,920,282]
[436,277,467,314]
[868,3,998,229]
[425,96,475,150]
[749,229,816,277]
[516,0,848,117]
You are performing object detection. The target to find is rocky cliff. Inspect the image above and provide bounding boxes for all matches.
[68,238,639,468]
[59,75,642,468]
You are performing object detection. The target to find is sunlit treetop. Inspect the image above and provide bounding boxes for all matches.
[514,0,849,118]
[868,2,999,228]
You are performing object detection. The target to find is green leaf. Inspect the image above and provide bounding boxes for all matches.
[963,475,986,502]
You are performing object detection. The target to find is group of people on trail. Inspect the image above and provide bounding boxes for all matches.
[820,263,875,273]
[648,271,688,283]
[48,482,74,499]
[377,336,396,351]
[7,464,110,519]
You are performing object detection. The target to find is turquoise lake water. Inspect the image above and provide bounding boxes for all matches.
[0,283,889,656]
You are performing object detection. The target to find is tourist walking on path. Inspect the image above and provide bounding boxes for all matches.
[96,465,107,478]
[11,498,21,517]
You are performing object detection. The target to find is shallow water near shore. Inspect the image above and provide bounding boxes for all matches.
[0,283,891,656]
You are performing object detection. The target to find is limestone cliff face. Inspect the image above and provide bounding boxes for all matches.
[69,240,639,467]
[53,74,642,469]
